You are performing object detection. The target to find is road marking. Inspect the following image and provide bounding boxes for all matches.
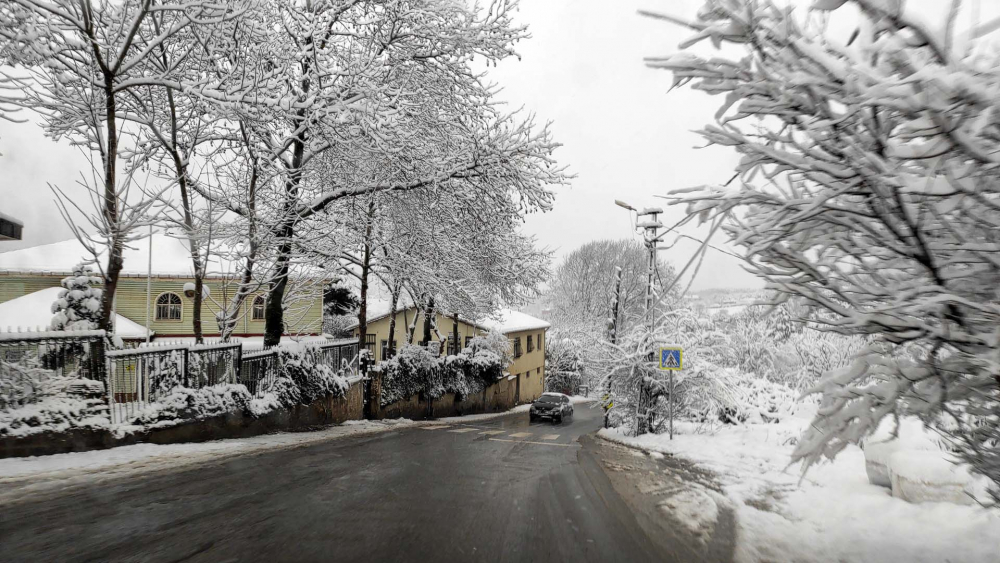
[489,438,575,448]
[508,432,532,438]
[541,434,560,440]
[479,430,506,435]
[448,428,477,433]
[421,425,451,430]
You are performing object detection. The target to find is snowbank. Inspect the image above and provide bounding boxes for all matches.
[599,408,1000,563]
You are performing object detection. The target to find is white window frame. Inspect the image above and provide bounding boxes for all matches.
[154,292,183,321]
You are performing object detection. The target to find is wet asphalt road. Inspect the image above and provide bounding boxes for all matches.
[0,405,716,562]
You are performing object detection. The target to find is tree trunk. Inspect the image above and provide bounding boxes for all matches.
[356,198,376,363]
[386,281,401,359]
[422,296,435,346]
[408,297,424,344]
[264,139,305,347]
[452,312,459,355]
[98,79,122,336]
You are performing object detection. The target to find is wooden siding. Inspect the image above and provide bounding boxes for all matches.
[0,272,323,337]
[0,274,62,304]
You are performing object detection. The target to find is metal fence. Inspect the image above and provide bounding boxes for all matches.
[317,339,361,375]
[0,329,107,380]
[0,329,108,411]
[239,349,279,397]
[104,339,360,422]
[105,344,188,423]
[0,329,360,424]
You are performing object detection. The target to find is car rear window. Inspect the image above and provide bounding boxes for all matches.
[538,394,561,403]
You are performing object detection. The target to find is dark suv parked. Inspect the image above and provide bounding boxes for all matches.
[529,393,574,423]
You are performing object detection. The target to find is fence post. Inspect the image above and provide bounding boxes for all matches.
[235,345,243,386]
[183,347,190,388]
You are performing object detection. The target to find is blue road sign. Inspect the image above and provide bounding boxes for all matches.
[659,347,683,370]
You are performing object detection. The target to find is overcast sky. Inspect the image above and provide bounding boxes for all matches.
[3,1,994,291]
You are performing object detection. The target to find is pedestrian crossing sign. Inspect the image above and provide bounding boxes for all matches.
[659,347,682,370]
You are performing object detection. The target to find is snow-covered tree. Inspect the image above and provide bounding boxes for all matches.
[50,264,104,331]
[647,0,1000,499]
[548,239,676,337]
[0,0,243,333]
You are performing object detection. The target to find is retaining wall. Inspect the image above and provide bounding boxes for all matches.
[0,378,365,459]
[376,374,523,420]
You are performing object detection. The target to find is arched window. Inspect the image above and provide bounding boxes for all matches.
[251,295,266,321]
[155,293,182,321]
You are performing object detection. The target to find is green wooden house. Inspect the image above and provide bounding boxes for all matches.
[0,233,324,340]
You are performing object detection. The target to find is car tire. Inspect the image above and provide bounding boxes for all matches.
[554,415,562,424]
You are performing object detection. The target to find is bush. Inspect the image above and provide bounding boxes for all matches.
[278,346,349,405]
[378,340,505,407]
[131,384,253,426]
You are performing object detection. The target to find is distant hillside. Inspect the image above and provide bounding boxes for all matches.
[690,287,773,308]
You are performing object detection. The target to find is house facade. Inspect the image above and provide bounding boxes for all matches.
[351,303,550,403]
[0,235,324,339]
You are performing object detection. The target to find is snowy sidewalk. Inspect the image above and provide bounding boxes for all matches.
[0,419,416,505]
[599,411,1000,563]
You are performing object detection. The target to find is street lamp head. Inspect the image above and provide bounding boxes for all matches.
[614,200,636,211]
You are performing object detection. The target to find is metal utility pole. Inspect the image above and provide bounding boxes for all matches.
[615,200,663,329]
[616,200,668,436]
[638,208,663,332]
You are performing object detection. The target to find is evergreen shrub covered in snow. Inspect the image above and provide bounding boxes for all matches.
[131,384,253,426]
[277,346,349,406]
[378,338,505,407]
[49,263,103,331]
[0,395,108,437]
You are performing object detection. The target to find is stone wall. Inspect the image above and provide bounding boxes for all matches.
[375,374,521,421]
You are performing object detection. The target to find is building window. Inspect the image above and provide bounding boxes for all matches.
[381,339,397,361]
[465,336,473,348]
[251,295,266,320]
[538,332,543,350]
[513,337,522,358]
[155,293,182,321]
[365,334,377,355]
[536,367,540,375]
[447,336,460,356]
[527,334,534,353]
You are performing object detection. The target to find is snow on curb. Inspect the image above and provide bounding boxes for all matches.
[431,404,530,423]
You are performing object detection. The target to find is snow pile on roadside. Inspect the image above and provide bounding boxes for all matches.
[600,409,1000,563]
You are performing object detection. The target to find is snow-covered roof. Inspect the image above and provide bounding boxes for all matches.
[0,287,151,339]
[347,301,550,335]
[477,309,551,334]
[0,231,262,278]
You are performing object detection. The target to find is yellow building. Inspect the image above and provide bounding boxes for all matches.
[350,302,551,403]
[0,234,324,340]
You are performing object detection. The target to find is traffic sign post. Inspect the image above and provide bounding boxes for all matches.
[658,347,683,440]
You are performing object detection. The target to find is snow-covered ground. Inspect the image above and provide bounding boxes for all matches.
[0,419,415,504]
[600,408,1000,563]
